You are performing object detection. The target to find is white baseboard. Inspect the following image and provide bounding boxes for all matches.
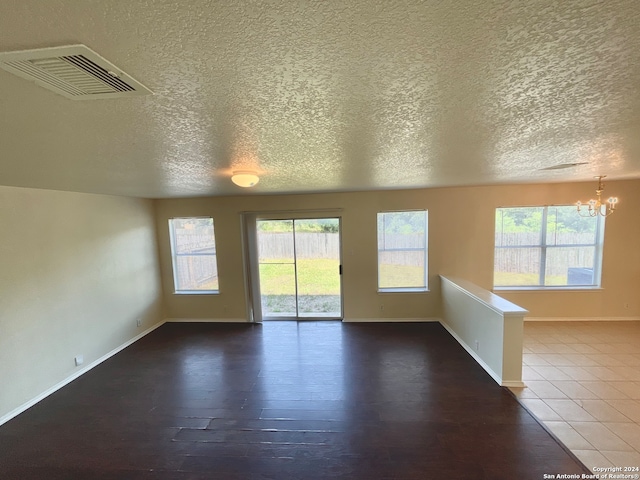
[502,380,526,388]
[169,317,442,324]
[165,317,250,323]
[342,317,440,323]
[0,319,166,428]
[525,316,640,322]
[439,321,524,387]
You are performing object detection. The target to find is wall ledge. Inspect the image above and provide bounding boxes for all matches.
[342,317,440,323]
[440,275,529,317]
[0,319,166,428]
[526,316,640,322]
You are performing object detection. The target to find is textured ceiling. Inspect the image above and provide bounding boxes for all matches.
[1,0,639,198]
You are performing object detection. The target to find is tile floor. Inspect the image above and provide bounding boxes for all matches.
[510,321,640,473]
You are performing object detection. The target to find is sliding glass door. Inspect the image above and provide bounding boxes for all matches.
[257,218,342,319]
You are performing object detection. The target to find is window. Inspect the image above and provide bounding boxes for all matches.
[377,210,428,291]
[494,206,604,289]
[169,217,219,293]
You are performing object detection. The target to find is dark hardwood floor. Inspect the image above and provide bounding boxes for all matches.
[0,321,588,479]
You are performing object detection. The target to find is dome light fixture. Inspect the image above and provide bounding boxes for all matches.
[231,171,259,188]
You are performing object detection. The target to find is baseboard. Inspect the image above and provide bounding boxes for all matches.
[166,317,250,323]
[439,320,513,387]
[501,380,526,388]
[525,316,640,322]
[0,319,166,427]
[342,317,440,323]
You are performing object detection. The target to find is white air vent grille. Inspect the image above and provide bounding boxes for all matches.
[0,45,152,99]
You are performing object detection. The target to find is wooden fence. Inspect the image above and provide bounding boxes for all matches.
[258,232,340,259]
[495,232,596,276]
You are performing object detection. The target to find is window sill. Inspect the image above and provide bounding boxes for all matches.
[493,286,603,293]
[378,288,429,294]
[174,290,219,295]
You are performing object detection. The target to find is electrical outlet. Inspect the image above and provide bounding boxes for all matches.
[380,304,384,311]
[136,318,141,327]
[474,340,479,351]
[74,355,84,366]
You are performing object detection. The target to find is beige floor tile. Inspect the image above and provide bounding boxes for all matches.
[522,366,544,381]
[613,368,640,381]
[543,421,594,450]
[525,380,568,399]
[593,354,627,367]
[582,382,629,400]
[520,398,563,421]
[627,371,640,382]
[605,422,640,451]
[610,382,640,400]
[545,399,597,422]
[527,343,555,354]
[556,334,583,344]
[607,400,640,423]
[586,366,625,381]
[522,353,550,366]
[530,365,573,381]
[523,321,640,472]
[606,367,640,381]
[611,354,640,367]
[601,450,640,469]
[550,344,582,354]
[571,344,603,355]
[610,344,640,354]
[579,400,632,423]
[557,366,602,382]
[569,422,634,451]
[591,343,618,353]
[543,354,577,365]
[572,449,615,471]
[572,333,600,342]
[564,354,604,367]
[552,381,600,400]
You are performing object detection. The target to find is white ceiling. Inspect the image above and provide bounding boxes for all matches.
[1,0,639,198]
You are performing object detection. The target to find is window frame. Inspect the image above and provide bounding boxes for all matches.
[168,216,220,295]
[377,209,429,293]
[493,205,605,291]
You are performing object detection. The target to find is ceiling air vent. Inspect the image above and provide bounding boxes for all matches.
[0,44,152,99]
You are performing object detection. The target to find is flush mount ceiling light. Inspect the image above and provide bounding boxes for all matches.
[231,171,259,188]
[576,175,619,217]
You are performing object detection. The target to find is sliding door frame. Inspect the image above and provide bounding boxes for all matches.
[241,210,344,322]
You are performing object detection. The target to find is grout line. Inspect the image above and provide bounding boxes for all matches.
[505,387,592,474]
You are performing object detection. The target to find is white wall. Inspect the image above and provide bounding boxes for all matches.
[0,186,164,421]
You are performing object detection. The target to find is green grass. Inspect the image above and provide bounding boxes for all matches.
[493,271,567,286]
[259,259,341,295]
[378,264,425,289]
[259,258,427,293]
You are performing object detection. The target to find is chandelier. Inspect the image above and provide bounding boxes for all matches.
[576,176,618,217]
